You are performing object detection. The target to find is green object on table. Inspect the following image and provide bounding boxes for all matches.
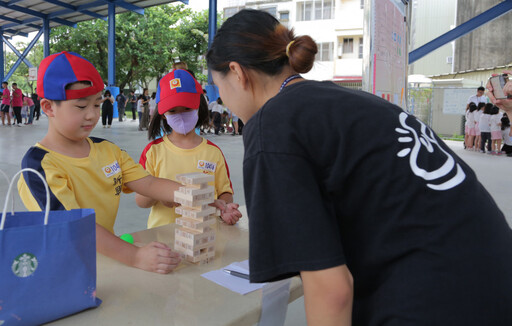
[120,233,134,244]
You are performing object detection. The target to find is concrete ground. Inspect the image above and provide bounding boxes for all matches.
[2,116,512,325]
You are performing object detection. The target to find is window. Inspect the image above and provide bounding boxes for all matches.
[260,7,277,18]
[315,42,333,61]
[343,38,354,54]
[360,0,364,9]
[297,0,334,21]
[280,11,290,21]
[224,7,243,19]
[358,37,364,59]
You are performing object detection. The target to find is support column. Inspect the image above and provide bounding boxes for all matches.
[108,2,115,86]
[206,0,218,101]
[43,17,50,58]
[0,29,4,83]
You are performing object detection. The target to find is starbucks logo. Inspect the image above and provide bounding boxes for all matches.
[12,253,38,277]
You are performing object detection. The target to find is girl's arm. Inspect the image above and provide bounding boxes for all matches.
[212,192,242,225]
[301,265,353,326]
[108,97,114,104]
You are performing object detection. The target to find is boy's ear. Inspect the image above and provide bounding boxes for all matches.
[40,99,55,117]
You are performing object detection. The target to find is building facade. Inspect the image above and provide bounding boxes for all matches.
[222,0,364,88]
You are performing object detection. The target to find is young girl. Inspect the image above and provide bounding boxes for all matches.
[137,94,144,131]
[474,102,485,150]
[101,90,114,128]
[21,95,29,124]
[490,105,503,155]
[500,113,512,156]
[465,102,477,150]
[135,69,242,228]
[148,92,157,120]
[479,103,493,153]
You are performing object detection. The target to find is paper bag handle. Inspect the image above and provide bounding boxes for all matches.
[0,169,14,213]
[1,168,50,230]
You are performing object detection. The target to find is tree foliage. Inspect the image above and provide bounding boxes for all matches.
[46,4,213,89]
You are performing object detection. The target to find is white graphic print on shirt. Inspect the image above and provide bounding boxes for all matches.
[395,112,466,191]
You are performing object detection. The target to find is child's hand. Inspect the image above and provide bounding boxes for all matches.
[212,199,242,225]
[161,201,180,208]
[133,241,181,274]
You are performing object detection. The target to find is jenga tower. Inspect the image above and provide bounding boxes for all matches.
[173,173,217,264]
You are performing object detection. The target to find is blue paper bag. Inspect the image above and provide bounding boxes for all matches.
[0,169,101,325]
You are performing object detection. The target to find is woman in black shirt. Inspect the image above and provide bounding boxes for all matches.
[207,9,512,326]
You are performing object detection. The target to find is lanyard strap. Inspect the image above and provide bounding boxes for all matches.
[279,74,301,92]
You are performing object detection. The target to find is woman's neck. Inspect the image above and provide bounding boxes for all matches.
[246,68,304,121]
[167,130,202,149]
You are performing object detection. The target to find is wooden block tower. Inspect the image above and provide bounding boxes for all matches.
[173,173,217,264]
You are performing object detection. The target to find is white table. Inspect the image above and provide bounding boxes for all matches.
[49,222,303,326]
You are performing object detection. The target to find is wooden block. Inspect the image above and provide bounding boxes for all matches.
[174,192,214,207]
[176,173,214,185]
[174,189,214,204]
[175,206,217,219]
[174,233,215,250]
[175,228,215,246]
[176,217,216,230]
[175,226,214,239]
[178,185,214,197]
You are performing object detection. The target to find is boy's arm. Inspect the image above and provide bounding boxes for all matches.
[135,192,158,208]
[125,175,180,204]
[301,265,353,326]
[96,223,181,273]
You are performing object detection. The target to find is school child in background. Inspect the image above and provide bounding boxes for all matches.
[474,102,486,150]
[25,94,35,125]
[500,113,512,156]
[21,96,28,124]
[479,103,493,153]
[135,69,242,228]
[490,105,503,155]
[17,51,183,274]
[137,94,145,131]
[465,102,477,150]
[148,92,157,120]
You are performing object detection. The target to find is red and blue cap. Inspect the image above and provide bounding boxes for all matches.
[156,69,203,114]
[37,51,104,101]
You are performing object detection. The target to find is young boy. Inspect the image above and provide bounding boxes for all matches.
[17,51,182,274]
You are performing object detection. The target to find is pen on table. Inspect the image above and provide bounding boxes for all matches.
[223,269,250,280]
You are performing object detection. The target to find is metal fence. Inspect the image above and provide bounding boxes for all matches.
[407,87,433,127]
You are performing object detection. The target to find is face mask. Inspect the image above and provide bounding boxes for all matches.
[165,110,198,135]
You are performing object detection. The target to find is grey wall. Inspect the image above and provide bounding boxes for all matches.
[454,0,512,72]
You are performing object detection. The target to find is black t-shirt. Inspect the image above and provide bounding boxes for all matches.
[116,94,126,108]
[102,97,113,111]
[243,80,512,325]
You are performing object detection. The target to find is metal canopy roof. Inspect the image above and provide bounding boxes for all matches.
[0,0,186,38]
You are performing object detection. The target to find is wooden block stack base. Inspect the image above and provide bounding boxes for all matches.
[174,173,217,264]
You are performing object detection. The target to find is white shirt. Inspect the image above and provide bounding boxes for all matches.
[502,127,512,145]
[490,113,503,132]
[467,95,487,105]
[137,99,143,112]
[148,98,156,115]
[479,114,491,132]
[211,102,225,114]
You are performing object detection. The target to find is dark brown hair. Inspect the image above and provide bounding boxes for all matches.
[207,9,317,76]
[147,94,209,140]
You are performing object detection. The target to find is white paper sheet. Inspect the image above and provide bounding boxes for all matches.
[258,279,292,326]
[201,260,266,295]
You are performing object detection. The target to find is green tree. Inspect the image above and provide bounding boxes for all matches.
[49,4,212,90]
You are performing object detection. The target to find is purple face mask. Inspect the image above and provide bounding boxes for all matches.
[165,110,199,135]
